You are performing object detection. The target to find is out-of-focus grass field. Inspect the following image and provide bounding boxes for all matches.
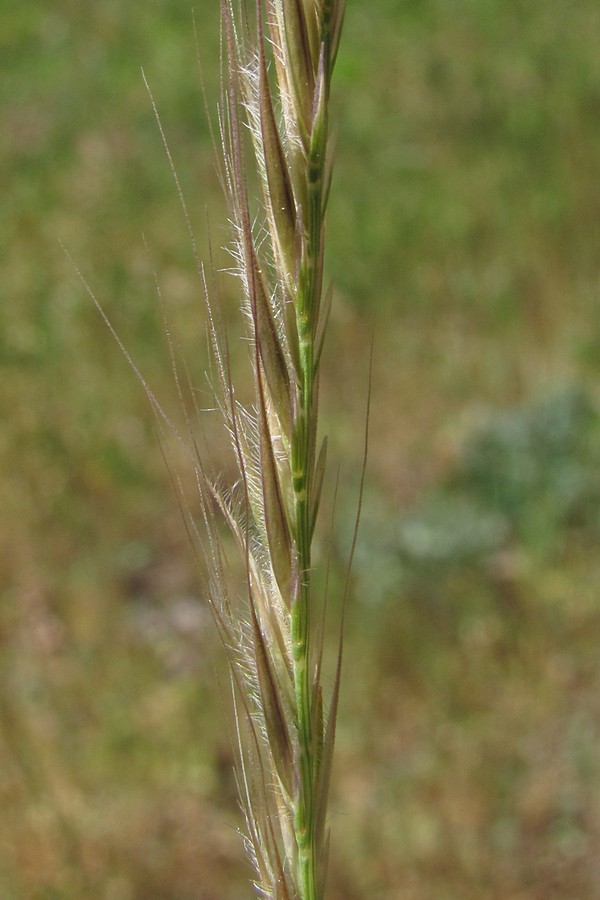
[3,1,600,897]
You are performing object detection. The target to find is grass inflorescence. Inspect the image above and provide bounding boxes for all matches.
[179,2,347,897]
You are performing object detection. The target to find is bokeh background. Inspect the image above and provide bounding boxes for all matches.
[3,1,600,897]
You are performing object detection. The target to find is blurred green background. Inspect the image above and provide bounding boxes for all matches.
[3,1,600,897]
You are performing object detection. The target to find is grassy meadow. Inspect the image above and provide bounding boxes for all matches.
[3,1,600,897]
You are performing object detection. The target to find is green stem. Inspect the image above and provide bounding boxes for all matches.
[291,80,330,900]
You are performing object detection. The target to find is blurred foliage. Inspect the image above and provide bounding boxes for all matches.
[343,387,600,899]
[397,384,600,567]
[2,0,600,897]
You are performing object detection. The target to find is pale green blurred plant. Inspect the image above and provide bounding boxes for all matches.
[181,2,348,897]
